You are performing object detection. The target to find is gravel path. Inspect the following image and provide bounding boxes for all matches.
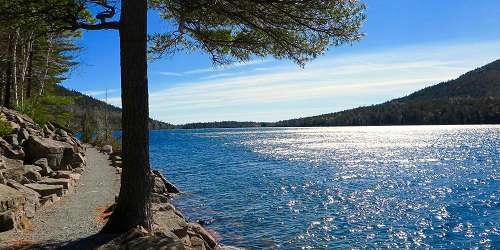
[0,147,120,244]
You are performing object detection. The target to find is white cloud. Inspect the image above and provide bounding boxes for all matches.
[156,59,271,77]
[112,40,500,124]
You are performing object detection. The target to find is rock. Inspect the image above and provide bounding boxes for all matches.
[4,134,19,146]
[8,121,20,133]
[23,169,42,182]
[0,171,5,185]
[23,136,74,170]
[46,122,56,131]
[101,145,113,154]
[151,193,170,203]
[113,161,122,168]
[55,128,68,138]
[0,138,25,160]
[152,176,167,194]
[112,155,122,162]
[6,181,41,218]
[188,223,218,249]
[38,178,74,193]
[152,170,180,194]
[116,167,122,174]
[0,211,15,232]
[18,128,30,142]
[54,171,80,181]
[24,183,64,197]
[40,194,60,206]
[98,226,184,250]
[73,167,84,174]
[33,158,53,176]
[73,153,86,165]
[43,125,55,138]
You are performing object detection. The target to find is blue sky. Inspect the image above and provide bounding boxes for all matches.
[64,1,500,124]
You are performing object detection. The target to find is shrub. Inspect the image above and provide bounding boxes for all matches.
[0,119,12,137]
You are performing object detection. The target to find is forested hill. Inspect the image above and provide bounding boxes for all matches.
[273,59,500,127]
[52,85,175,131]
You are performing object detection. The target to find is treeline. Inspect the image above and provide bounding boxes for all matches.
[178,59,500,129]
[179,121,261,129]
[274,59,500,127]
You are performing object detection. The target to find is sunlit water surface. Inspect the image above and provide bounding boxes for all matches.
[149,125,500,249]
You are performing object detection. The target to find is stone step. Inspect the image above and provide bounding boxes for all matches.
[24,183,64,197]
[38,178,75,193]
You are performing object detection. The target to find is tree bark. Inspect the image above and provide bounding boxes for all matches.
[4,31,19,109]
[39,35,53,97]
[101,0,152,233]
[26,42,34,99]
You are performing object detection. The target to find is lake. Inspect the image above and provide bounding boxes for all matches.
[149,125,500,249]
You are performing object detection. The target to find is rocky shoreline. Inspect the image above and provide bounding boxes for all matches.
[0,107,86,233]
[0,107,241,250]
[105,147,241,250]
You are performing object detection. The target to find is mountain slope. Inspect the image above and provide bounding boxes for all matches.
[52,85,175,131]
[273,59,500,127]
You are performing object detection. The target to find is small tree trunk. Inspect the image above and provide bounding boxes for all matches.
[19,33,34,110]
[4,31,19,109]
[39,35,53,97]
[26,45,34,99]
[101,0,152,233]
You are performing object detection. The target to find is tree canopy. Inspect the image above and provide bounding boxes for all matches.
[149,0,366,65]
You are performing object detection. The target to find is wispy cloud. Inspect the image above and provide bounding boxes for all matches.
[112,40,500,124]
[156,59,271,77]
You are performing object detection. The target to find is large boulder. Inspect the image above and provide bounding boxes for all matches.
[6,180,41,218]
[23,136,75,170]
[0,183,40,232]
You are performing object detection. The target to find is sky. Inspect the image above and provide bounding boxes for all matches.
[63,1,500,124]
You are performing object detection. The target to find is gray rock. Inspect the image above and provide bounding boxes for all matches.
[55,128,68,138]
[34,158,53,176]
[188,223,218,249]
[23,136,74,170]
[152,176,167,194]
[24,183,64,197]
[38,178,75,193]
[101,145,113,154]
[0,138,25,160]
[152,170,180,194]
[6,180,41,218]
[4,134,19,146]
[23,169,42,182]
[18,128,30,142]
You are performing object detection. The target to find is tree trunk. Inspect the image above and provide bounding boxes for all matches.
[4,31,19,109]
[101,0,152,233]
[26,45,34,99]
[19,33,34,110]
[39,35,53,97]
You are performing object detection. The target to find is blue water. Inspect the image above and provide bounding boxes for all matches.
[149,125,500,249]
